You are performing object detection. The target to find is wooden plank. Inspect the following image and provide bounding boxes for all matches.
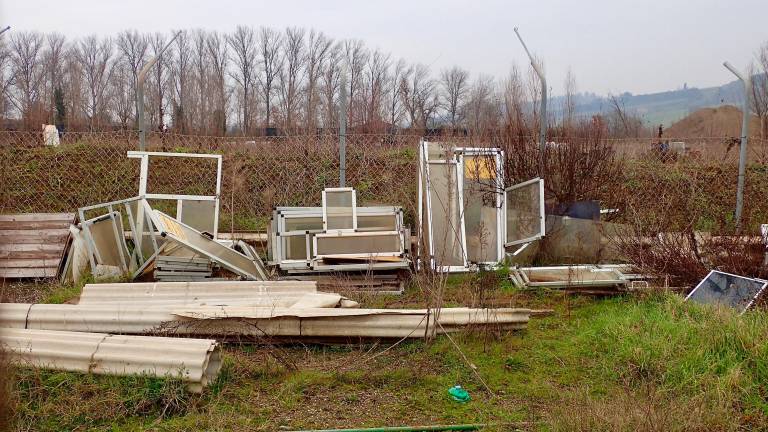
[0,229,69,244]
[0,213,75,222]
[0,250,61,259]
[0,220,72,230]
[0,243,64,253]
[0,267,57,278]
[0,259,60,269]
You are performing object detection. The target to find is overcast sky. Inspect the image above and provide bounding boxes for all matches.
[1,0,766,96]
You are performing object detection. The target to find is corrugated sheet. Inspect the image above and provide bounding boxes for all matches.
[0,303,530,339]
[0,213,75,279]
[0,328,221,392]
[78,280,317,303]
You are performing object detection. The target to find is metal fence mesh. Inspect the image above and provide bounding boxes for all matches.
[1,130,767,234]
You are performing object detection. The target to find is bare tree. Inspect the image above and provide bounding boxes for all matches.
[76,35,114,130]
[386,58,407,128]
[440,66,469,130]
[399,63,439,129]
[361,48,390,130]
[278,27,305,132]
[207,31,229,135]
[227,25,257,135]
[562,67,577,131]
[321,44,341,128]
[502,63,529,134]
[170,31,191,133]
[147,33,171,132]
[115,30,147,127]
[258,26,282,129]
[8,31,46,128]
[465,74,498,133]
[109,59,133,129]
[190,30,208,134]
[305,30,333,131]
[751,43,768,138]
[43,33,66,124]
[342,39,368,127]
[0,36,13,123]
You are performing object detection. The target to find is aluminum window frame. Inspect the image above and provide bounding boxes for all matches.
[504,177,546,247]
[321,187,357,232]
[424,157,469,273]
[127,151,222,239]
[456,148,506,265]
[146,204,264,280]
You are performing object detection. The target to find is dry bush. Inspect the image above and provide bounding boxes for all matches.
[611,158,768,285]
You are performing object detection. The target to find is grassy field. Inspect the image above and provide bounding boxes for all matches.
[3,275,768,431]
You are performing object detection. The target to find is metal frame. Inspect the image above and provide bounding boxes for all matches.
[504,177,546,247]
[80,211,130,274]
[146,205,263,280]
[456,148,506,265]
[420,140,470,272]
[127,151,222,239]
[321,187,357,232]
[685,269,768,314]
[270,206,404,271]
[79,196,162,274]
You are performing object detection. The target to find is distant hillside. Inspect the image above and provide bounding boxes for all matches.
[665,105,761,138]
[555,75,764,127]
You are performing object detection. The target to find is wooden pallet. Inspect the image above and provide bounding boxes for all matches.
[0,213,75,279]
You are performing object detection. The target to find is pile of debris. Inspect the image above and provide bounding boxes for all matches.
[508,264,648,294]
[418,140,546,272]
[0,280,540,391]
[269,187,410,292]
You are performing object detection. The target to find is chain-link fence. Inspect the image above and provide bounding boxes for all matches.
[1,130,767,235]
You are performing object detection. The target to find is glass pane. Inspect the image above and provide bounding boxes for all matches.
[316,233,401,255]
[428,162,464,267]
[357,214,397,231]
[506,180,543,245]
[283,234,308,260]
[324,190,355,230]
[284,216,323,231]
[463,155,500,263]
[180,200,216,234]
[688,271,768,312]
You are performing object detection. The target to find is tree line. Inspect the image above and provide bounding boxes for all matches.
[1,26,765,138]
[0,26,562,136]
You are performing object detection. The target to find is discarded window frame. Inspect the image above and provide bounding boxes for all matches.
[322,187,357,232]
[147,206,267,280]
[419,139,544,272]
[505,177,546,247]
[685,270,768,314]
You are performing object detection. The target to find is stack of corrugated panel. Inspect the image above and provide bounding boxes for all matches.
[0,213,74,279]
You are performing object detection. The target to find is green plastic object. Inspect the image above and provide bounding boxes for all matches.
[448,385,470,403]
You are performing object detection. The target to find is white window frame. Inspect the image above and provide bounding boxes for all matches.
[504,177,546,247]
[321,187,357,232]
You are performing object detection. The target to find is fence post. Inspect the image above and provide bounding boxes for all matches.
[339,67,348,187]
[514,27,547,178]
[723,61,750,232]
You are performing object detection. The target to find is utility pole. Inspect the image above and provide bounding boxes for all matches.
[137,30,182,151]
[339,66,348,187]
[514,27,547,178]
[723,61,751,232]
